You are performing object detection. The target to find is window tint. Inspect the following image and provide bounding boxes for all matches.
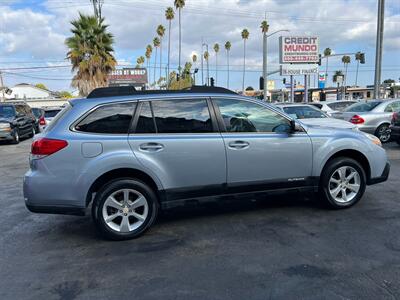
[75,102,135,134]
[135,101,156,133]
[344,101,381,112]
[44,109,61,118]
[310,103,323,109]
[151,99,213,133]
[282,105,327,119]
[215,99,290,133]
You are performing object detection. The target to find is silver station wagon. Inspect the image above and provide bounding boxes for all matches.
[24,86,390,240]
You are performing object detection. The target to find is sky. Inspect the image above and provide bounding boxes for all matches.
[0,0,399,93]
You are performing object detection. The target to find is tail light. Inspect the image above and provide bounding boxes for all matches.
[31,138,68,159]
[392,112,399,124]
[350,115,365,124]
[39,116,46,126]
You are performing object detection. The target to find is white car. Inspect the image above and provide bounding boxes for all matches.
[308,100,358,116]
[275,103,357,130]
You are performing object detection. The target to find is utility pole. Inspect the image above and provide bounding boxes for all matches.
[374,0,385,99]
[0,71,5,102]
[91,0,103,20]
[262,14,268,102]
[201,38,204,85]
[290,75,294,103]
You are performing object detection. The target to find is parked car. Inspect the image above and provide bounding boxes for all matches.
[309,100,358,116]
[275,103,357,130]
[0,102,36,144]
[24,86,390,240]
[31,107,45,133]
[389,111,400,145]
[43,107,62,125]
[331,99,400,143]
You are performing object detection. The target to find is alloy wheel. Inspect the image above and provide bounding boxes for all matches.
[102,189,149,233]
[328,166,361,203]
[378,125,390,143]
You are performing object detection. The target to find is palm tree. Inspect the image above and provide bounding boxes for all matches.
[174,0,185,75]
[204,51,209,85]
[165,7,174,88]
[341,55,351,87]
[355,51,362,86]
[65,13,116,96]
[145,44,152,84]
[241,29,249,92]
[323,47,332,84]
[225,41,231,89]
[153,37,160,86]
[192,54,198,84]
[213,43,220,85]
[261,20,269,99]
[156,25,166,81]
[136,56,145,67]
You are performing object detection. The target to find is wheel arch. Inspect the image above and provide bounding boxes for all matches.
[321,149,371,181]
[86,168,161,207]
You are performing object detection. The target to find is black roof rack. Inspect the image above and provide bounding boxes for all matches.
[87,85,237,98]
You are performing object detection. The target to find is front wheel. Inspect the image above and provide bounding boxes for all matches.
[92,179,159,240]
[319,157,366,209]
[12,130,20,144]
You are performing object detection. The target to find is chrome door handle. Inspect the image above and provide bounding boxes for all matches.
[228,141,249,149]
[139,143,164,152]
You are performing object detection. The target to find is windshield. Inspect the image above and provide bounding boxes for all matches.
[0,106,15,119]
[31,108,43,118]
[344,101,381,112]
[44,109,61,118]
[282,106,327,119]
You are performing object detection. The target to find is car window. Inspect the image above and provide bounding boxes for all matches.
[0,105,16,118]
[31,108,43,118]
[214,99,290,133]
[44,110,61,118]
[150,99,213,133]
[135,101,156,134]
[310,103,323,109]
[15,105,25,116]
[75,102,136,134]
[385,102,400,112]
[344,101,381,112]
[282,105,327,119]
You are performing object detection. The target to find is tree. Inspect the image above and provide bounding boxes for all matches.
[383,79,395,84]
[156,25,166,81]
[324,48,332,84]
[165,7,174,88]
[341,55,351,87]
[174,0,185,76]
[241,29,249,92]
[204,51,209,85]
[59,91,73,99]
[35,83,48,90]
[355,51,362,86]
[183,61,192,79]
[225,41,231,89]
[136,56,145,67]
[168,69,192,90]
[65,13,116,96]
[213,43,220,85]
[152,37,160,86]
[260,20,269,33]
[145,44,152,84]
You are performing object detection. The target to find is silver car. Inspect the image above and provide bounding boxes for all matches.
[24,87,390,240]
[309,100,358,116]
[332,99,400,143]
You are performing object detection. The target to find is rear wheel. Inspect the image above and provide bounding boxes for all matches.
[375,124,391,143]
[92,178,159,240]
[319,157,366,209]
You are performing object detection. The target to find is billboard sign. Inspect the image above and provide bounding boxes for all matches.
[318,72,326,88]
[279,36,319,64]
[280,64,318,76]
[108,68,148,86]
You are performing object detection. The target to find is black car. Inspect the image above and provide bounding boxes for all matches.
[390,111,400,145]
[0,102,36,144]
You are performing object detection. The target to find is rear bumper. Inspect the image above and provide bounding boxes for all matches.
[25,203,85,216]
[367,162,390,185]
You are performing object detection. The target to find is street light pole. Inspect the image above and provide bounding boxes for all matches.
[263,29,289,102]
[374,0,385,99]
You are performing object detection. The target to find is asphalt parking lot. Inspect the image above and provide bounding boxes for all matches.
[1,138,400,300]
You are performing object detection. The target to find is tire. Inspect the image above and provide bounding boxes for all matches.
[12,130,20,144]
[319,157,366,209]
[375,124,391,143]
[92,178,159,240]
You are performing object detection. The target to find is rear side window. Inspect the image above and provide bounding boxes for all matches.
[75,102,136,134]
[344,101,381,112]
[135,99,213,134]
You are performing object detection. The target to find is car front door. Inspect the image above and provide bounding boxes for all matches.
[128,98,226,202]
[212,97,313,193]
[15,105,30,135]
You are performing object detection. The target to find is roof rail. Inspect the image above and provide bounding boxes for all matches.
[87,85,237,98]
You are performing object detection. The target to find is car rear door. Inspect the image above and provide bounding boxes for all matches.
[128,98,226,202]
[212,97,313,192]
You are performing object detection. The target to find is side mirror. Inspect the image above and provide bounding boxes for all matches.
[290,120,303,133]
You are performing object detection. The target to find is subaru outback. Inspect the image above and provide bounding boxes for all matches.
[24,86,390,240]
